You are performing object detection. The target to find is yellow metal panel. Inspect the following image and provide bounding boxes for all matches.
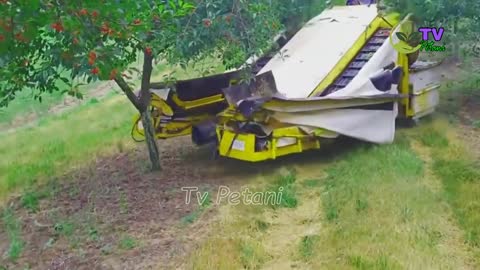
[171,94,225,110]
[396,53,412,117]
[217,127,321,162]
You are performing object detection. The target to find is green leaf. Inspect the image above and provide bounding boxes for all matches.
[408,32,422,43]
[396,32,408,42]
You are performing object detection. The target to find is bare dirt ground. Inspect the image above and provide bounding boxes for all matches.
[0,137,276,270]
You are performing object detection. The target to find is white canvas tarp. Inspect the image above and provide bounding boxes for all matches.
[257,5,378,98]
[255,5,402,144]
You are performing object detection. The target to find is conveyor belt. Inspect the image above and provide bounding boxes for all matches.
[318,28,391,96]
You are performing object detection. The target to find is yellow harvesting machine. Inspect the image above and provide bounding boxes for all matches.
[131,4,442,162]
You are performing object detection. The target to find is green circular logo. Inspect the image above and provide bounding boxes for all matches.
[389,21,422,54]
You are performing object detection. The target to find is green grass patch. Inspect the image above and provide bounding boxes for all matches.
[199,191,212,208]
[348,254,399,270]
[239,240,269,270]
[118,235,137,250]
[0,78,107,126]
[2,208,24,261]
[20,190,45,213]
[268,168,298,209]
[54,221,75,237]
[473,120,480,129]
[438,69,480,116]
[302,179,322,188]
[253,219,269,232]
[0,95,136,199]
[181,190,212,225]
[432,158,480,247]
[119,190,129,215]
[0,90,65,124]
[181,209,202,225]
[320,141,424,222]
[305,139,466,268]
[299,234,320,260]
[418,129,449,148]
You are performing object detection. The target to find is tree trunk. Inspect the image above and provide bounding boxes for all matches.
[113,51,161,171]
[141,108,161,171]
[138,50,161,170]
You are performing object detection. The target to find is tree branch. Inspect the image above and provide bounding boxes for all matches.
[114,75,142,111]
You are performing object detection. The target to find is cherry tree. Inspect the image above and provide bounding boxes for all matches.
[0,0,310,170]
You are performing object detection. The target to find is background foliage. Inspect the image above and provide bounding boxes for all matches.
[383,0,480,57]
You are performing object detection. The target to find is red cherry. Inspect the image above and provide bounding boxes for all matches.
[79,8,88,16]
[145,47,152,55]
[51,22,64,32]
[88,51,97,60]
[91,10,99,18]
[133,19,141,25]
[100,22,109,34]
[203,19,212,27]
[15,32,26,42]
[91,67,100,75]
[109,69,118,80]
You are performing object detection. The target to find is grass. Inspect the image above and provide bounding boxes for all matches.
[0,92,136,200]
[54,221,75,237]
[432,152,480,248]
[119,190,129,215]
[20,190,44,213]
[2,208,24,261]
[118,235,138,250]
[0,78,107,127]
[189,117,480,269]
[348,254,395,270]
[320,139,424,222]
[299,234,320,260]
[267,168,298,209]
[418,128,450,148]
[412,118,480,256]
[181,191,212,225]
[181,209,203,225]
[473,120,480,129]
[239,240,269,270]
[0,90,64,124]
[438,65,480,119]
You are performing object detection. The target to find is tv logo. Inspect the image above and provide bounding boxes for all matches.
[418,27,444,41]
[390,26,446,54]
[418,27,446,52]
